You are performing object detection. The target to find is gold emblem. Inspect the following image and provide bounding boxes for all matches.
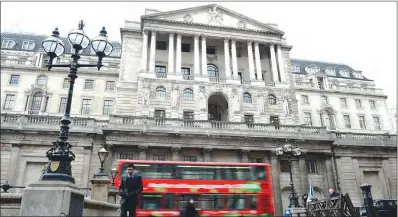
[50,161,60,172]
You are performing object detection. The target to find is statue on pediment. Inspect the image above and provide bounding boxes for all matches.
[281,90,291,115]
[208,6,223,25]
[171,85,180,108]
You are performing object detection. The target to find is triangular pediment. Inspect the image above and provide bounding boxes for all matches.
[142,4,284,35]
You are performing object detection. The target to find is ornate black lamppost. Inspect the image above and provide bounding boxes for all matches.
[274,142,302,208]
[110,168,118,186]
[40,21,113,183]
[95,147,109,177]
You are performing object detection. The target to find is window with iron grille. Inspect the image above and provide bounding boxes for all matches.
[154,110,165,118]
[155,65,167,73]
[304,112,312,126]
[105,81,115,91]
[280,160,290,172]
[243,92,252,104]
[37,75,47,85]
[183,111,194,120]
[3,94,16,110]
[155,86,166,98]
[63,78,69,88]
[120,153,134,160]
[182,67,191,75]
[270,116,279,125]
[84,79,94,89]
[355,99,362,109]
[81,99,92,115]
[9,75,19,85]
[59,97,67,113]
[183,89,194,100]
[359,115,366,129]
[184,156,197,162]
[343,115,351,128]
[103,100,114,115]
[267,95,276,105]
[156,41,167,50]
[182,43,190,52]
[30,92,43,113]
[307,160,318,173]
[244,115,254,124]
[153,155,166,161]
[252,158,263,163]
[373,117,381,130]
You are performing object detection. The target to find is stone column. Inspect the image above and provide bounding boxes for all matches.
[138,145,148,160]
[6,144,21,186]
[276,44,286,82]
[240,149,250,163]
[168,33,174,74]
[149,30,157,73]
[325,156,336,190]
[201,35,208,77]
[90,175,111,202]
[269,43,279,82]
[175,33,182,75]
[171,146,181,161]
[247,41,256,80]
[203,148,212,162]
[299,156,309,199]
[231,39,239,79]
[271,155,283,216]
[224,38,231,79]
[80,146,92,188]
[194,34,200,76]
[254,42,263,81]
[141,30,149,72]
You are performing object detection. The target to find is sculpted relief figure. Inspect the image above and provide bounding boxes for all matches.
[199,86,207,111]
[231,88,240,113]
[171,85,180,108]
[281,90,291,115]
[257,94,265,114]
[142,82,150,106]
[208,6,223,25]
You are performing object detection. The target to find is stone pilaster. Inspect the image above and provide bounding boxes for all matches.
[149,31,157,72]
[269,43,279,82]
[203,147,212,162]
[240,149,250,163]
[254,42,263,81]
[298,155,309,199]
[194,34,200,76]
[224,38,231,79]
[141,30,149,72]
[6,144,21,186]
[168,33,175,74]
[231,39,239,79]
[276,44,286,82]
[201,36,207,77]
[175,33,182,75]
[138,145,148,160]
[171,146,181,161]
[325,156,336,190]
[80,146,93,188]
[271,154,283,216]
[247,41,256,80]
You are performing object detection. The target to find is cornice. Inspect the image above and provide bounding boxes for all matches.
[120,28,142,35]
[293,87,388,99]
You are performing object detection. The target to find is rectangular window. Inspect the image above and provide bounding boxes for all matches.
[156,41,167,50]
[236,48,241,57]
[292,65,300,73]
[181,43,190,52]
[307,160,318,173]
[280,160,290,172]
[105,81,115,91]
[355,99,362,109]
[81,99,92,115]
[340,98,347,108]
[359,115,366,129]
[251,158,263,163]
[22,41,35,50]
[304,112,312,126]
[369,100,376,110]
[155,65,167,73]
[1,40,15,49]
[84,79,94,89]
[302,95,309,104]
[153,155,166,161]
[182,67,191,75]
[184,156,197,162]
[63,78,69,88]
[270,116,279,125]
[207,46,216,55]
[120,153,134,160]
[103,100,114,115]
[183,111,194,120]
[59,97,67,113]
[343,115,351,128]
[9,74,20,85]
[3,94,16,110]
[154,110,166,118]
[373,117,381,130]
[244,115,254,124]
[317,77,325,90]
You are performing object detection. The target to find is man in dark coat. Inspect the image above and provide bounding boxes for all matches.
[119,164,143,217]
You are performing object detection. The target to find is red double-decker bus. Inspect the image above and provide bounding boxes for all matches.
[115,160,274,217]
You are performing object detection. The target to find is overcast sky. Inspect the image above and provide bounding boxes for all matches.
[1,2,396,111]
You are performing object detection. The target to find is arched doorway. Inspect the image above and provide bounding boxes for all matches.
[208,93,228,121]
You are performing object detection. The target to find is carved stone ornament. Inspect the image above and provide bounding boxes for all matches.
[171,85,180,108]
[141,82,150,106]
[237,21,246,28]
[199,86,207,111]
[240,149,250,156]
[171,146,181,154]
[203,147,213,154]
[138,145,148,153]
[257,94,265,114]
[183,14,193,23]
[208,6,223,25]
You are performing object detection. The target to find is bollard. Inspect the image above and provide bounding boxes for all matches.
[360,183,376,217]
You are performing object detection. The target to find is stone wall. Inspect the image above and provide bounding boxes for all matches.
[0,193,21,217]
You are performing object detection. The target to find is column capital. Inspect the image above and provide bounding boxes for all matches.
[176,32,183,38]
[247,40,254,44]
[201,34,208,39]
[151,31,158,36]
[254,41,260,46]
[223,37,230,41]
[169,32,175,37]
[143,29,149,34]
[230,37,237,41]
[193,33,200,39]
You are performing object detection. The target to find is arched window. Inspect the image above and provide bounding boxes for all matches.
[30,92,43,114]
[243,92,252,104]
[155,86,166,98]
[267,94,276,105]
[37,75,47,85]
[207,64,218,78]
[183,88,194,100]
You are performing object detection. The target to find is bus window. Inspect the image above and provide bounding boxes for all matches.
[250,166,266,180]
[176,166,215,180]
[249,195,257,209]
[180,194,199,210]
[164,194,177,209]
[140,194,162,210]
[122,163,175,179]
[200,195,224,210]
[227,195,246,210]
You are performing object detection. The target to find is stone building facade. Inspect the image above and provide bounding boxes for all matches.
[0,4,396,215]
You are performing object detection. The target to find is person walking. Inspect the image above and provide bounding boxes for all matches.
[183,199,198,217]
[329,188,339,198]
[119,164,143,217]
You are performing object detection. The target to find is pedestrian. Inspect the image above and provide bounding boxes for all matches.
[183,199,198,217]
[329,188,339,198]
[119,164,143,217]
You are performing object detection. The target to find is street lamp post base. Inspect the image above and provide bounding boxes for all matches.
[40,173,75,183]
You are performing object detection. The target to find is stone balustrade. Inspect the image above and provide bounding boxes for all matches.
[1,113,396,146]
[294,81,384,94]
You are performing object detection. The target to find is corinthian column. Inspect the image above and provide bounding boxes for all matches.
[175,33,182,75]
[269,44,279,82]
[168,33,174,74]
[194,34,200,76]
[247,41,256,80]
[149,31,157,73]
[254,42,263,81]
[224,38,231,79]
[276,45,286,82]
[201,36,207,77]
[231,39,239,79]
[140,30,149,72]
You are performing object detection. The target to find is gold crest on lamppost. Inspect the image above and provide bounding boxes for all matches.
[50,161,60,172]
